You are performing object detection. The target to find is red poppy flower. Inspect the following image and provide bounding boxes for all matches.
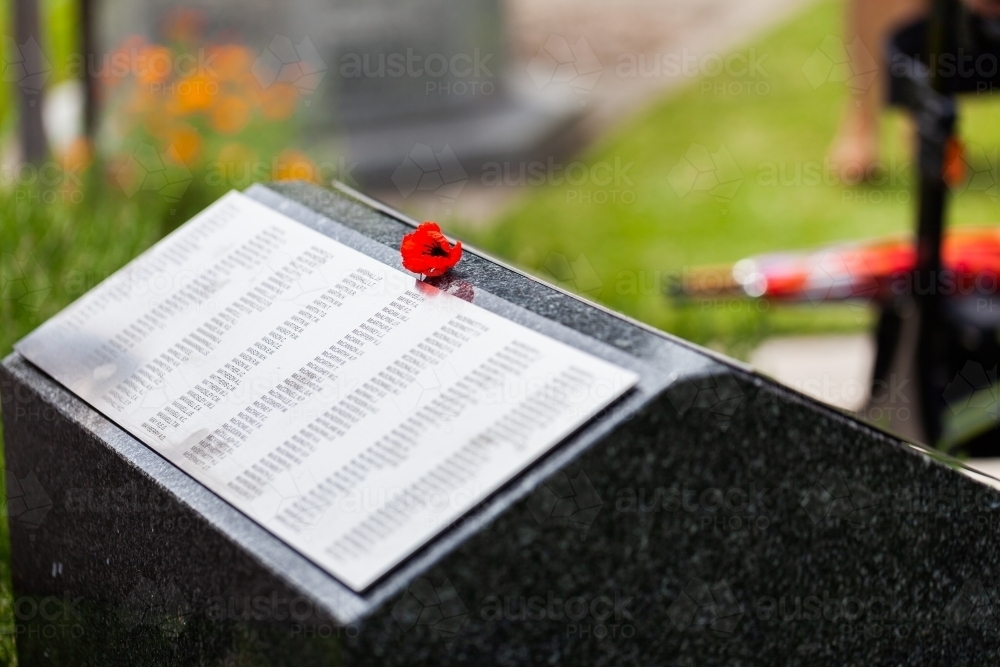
[400,222,463,277]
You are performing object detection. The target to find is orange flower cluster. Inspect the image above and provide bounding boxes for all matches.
[104,31,302,168]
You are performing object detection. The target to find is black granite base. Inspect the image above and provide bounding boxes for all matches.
[3,182,1000,665]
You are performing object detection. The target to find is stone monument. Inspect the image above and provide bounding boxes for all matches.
[3,181,1000,666]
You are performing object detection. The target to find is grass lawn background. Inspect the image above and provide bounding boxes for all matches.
[0,0,998,662]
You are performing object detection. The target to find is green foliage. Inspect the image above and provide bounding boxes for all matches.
[0,161,247,665]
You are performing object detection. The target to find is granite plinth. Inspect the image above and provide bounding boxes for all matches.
[3,182,1000,665]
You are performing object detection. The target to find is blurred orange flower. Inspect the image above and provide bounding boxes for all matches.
[259,83,299,121]
[211,95,252,134]
[143,106,173,139]
[210,45,254,82]
[125,85,157,117]
[943,137,966,187]
[167,126,202,164]
[162,8,205,44]
[272,149,318,183]
[59,137,93,174]
[105,34,307,173]
[137,45,173,86]
[102,35,146,88]
[174,73,216,113]
[218,142,256,165]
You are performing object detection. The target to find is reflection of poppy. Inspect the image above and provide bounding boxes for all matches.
[400,223,463,277]
[419,274,475,302]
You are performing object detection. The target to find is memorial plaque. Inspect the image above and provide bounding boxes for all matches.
[14,191,637,591]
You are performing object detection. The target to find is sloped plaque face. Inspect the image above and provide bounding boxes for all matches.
[16,191,638,591]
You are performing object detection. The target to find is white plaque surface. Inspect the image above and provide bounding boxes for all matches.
[16,191,638,591]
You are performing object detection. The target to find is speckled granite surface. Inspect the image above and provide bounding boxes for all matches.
[2,182,999,666]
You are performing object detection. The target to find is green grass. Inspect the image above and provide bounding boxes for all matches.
[0,0,84,649]
[452,0,1000,358]
[0,176,180,664]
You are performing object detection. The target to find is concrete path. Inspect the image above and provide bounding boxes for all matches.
[750,334,1000,486]
[506,0,820,138]
[748,334,875,413]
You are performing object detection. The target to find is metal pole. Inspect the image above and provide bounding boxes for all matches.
[14,0,48,162]
[80,0,98,136]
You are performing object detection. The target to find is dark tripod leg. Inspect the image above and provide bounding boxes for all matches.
[871,301,903,391]
[912,121,953,444]
[913,0,960,444]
